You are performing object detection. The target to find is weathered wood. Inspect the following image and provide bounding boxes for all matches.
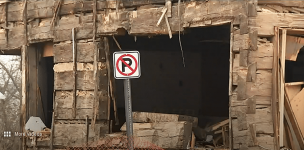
[248,3,257,17]
[130,4,183,35]
[233,32,250,52]
[231,96,271,108]
[54,70,107,91]
[0,26,25,50]
[285,35,304,61]
[53,122,108,147]
[53,42,104,63]
[284,92,304,149]
[256,12,304,36]
[54,90,108,120]
[249,124,258,146]
[240,50,248,67]
[272,27,279,150]
[289,88,304,139]
[285,83,302,100]
[183,1,246,27]
[249,30,258,51]
[28,18,53,43]
[237,111,248,131]
[28,46,38,117]
[258,0,304,7]
[240,15,248,34]
[279,29,287,147]
[132,112,198,127]
[21,45,28,150]
[248,41,273,70]
[246,62,257,82]
[121,121,192,149]
[246,70,272,97]
[237,74,247,100]
[246,96,256,114]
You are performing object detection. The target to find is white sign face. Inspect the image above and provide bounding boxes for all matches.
[113,51,141,79]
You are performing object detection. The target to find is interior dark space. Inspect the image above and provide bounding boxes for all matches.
[110,25,231,132]
[285,48,304,83]
[38,56,54,128]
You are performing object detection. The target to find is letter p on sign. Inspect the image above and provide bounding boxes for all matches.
[113,51,141,79]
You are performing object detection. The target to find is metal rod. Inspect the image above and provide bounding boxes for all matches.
[86,115,89,149]
[72,28,77,119]
[124,79,134,150]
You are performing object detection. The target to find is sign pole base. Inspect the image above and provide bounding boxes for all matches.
[124,79,134,150]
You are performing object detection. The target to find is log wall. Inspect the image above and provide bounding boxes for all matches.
[7,0,304,149]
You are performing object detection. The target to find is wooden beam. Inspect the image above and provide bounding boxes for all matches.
[279,29,287,147]
[272,26,279,150]
[256,13,304,36]
[258,0,304,7]
[21,45,28,150]
[284,93,304,149]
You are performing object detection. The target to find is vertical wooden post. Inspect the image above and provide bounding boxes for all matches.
[272,26,279,150]
[21,45,28,150]
[279,29,287,147]
[228,23,234,149]
[92,0,99,129]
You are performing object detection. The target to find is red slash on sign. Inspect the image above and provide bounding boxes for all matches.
[116,54,138,76]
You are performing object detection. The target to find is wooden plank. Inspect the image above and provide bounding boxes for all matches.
[258,0,304,7]
[53,42,104,63]
[285,84,302,100]
[53,122,108,147]
[248,41,273,70]
[120,121,192,149]
[54,70,108,91]
[21,45,28,150]
[272,26,279,150]
[256,12,304,36]
[132,112,198,127]
[183,1,246,27]
[279,29,287,147]
[130,4,183,35]
[97,11,130,34]
[28,18,53,43]
[285,82,304,86]
[0,26,25,50]
[284,108,304,150]
[285,35,304,61]
[289,88,304,139]
[122,0,173,7]
[27,46,37,117]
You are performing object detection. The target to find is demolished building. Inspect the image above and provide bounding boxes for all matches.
[1,0,304,149]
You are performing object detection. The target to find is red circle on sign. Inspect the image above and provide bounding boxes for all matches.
[116,54,138,76]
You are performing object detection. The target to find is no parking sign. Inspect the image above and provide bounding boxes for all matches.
[113,51,141,79]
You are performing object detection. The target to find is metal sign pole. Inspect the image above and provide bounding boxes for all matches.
[124,78,134,150]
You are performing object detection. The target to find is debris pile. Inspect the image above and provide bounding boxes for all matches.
[118,112,230,149]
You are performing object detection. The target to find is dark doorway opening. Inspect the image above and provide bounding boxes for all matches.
[37,43,54,128]
[110,24,231,134]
